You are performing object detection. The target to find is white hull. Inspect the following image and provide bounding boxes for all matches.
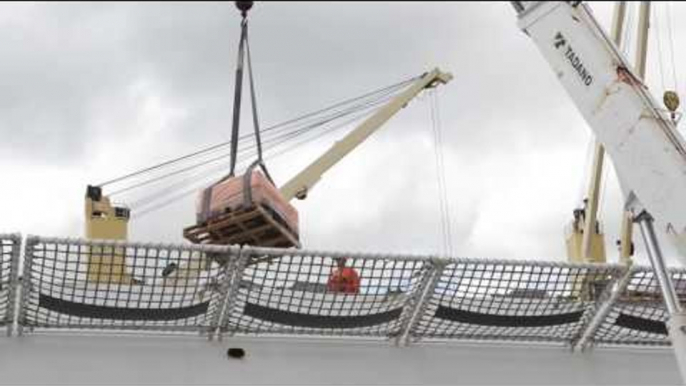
[0,335,679,385]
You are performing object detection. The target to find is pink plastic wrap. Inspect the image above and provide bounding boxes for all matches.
[197,171,299,235]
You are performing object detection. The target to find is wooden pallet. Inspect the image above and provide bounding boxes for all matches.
[183,204,300,248]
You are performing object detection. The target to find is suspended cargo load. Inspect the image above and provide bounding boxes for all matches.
[184,2,299,248]
[184,168,299,248]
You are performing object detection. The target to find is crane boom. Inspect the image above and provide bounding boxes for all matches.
[279,68,453,201]
[514,2,686,258]
[513,1,686,379]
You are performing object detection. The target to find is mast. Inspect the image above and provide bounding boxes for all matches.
[579,1,627,263]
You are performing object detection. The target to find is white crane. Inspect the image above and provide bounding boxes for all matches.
[513,1,686,379]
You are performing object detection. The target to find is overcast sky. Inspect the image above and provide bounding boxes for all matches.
[1,2,685,264]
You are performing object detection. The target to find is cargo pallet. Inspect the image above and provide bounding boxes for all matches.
[183,204,300,248]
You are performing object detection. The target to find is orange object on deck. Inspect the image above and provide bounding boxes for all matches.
[327,259,360,294]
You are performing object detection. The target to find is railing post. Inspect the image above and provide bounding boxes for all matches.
[215,247,249,342]
[206,246,238,341]
[16,235,37,337]
[5,234,22,337]
[396,259,447,347]
[574,266,633,351]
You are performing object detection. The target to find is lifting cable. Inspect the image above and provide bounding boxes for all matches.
[130,75,426,218]
[666,2,680,97]
[652,3,681,122]
[225,3,273,184]
[666,2,679,108]
[130,105,382,208]
[96,76,419,189]
[653,8,667,93]
[131,106,381,218]
[429,89,454,257]
[109,83,407,196]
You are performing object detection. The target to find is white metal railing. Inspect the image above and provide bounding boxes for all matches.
[218,246,436,340]
[587,266,686,347]
[0,233,21,336]
[17,236,238,336]
[408,259,626,347]
[0,234,681,349]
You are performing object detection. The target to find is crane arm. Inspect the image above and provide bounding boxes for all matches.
[513,2,686,377]
[279,68,453,201]
[513,2,686,259]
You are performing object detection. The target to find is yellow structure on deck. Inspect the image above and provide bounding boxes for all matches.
[85,185,133,284]
[565,202,607,264]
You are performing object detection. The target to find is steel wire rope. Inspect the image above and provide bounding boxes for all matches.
[653,7,667,93]
[666,2,679,94]
[107,81,414,195]
[429,89,453,257]
[96,76,419,188]
[131,106,380,219]
[128,103,395,216]
[128,104,385,209]
[110,86,405,197]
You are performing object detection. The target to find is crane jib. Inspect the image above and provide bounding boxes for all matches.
[554,32,593,87]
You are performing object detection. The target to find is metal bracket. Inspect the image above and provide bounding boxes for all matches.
[5,234,22,337]
[16,236,38,337]
[396,259,448,347]
[207,246,240,341]
[215,247,250,341]
[573,265,633,351]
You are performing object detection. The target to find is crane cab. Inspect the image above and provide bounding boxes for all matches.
[85,185,130,241]
[85,185,134,284]
[183,170,300,248]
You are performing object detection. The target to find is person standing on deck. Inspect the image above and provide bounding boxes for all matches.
[327,258,360,294]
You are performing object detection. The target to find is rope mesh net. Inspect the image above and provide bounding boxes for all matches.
[220,247,434,339]
[0,234,20,328]
[10,235,686,348]
[409,260,625,345]
[592,267,686,346]
[20,237,236,334]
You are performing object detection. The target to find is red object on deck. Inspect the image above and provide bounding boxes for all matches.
[327,265,361,294]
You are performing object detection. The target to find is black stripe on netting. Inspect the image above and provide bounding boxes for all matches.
[21,238,234,333]
[243,302,403,329]
[614,313,668,335]
[434,306,584,327]
[223,249,434,338]
[39,294,210,321]
[409,261,624,343]
[591,268,686,345]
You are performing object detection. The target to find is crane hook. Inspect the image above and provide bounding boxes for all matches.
[236,1,253,18]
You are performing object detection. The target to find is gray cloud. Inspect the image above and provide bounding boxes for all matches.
[1,2,685,265]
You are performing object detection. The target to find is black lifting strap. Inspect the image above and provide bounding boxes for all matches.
[228,18,248,178]
[227,7,274,185]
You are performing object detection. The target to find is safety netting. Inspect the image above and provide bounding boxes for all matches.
[0,234,20,331]
[408,259,625,345]
[591,267,686,347]
[19,236,237,335]
[219,247,435,339]
[12,235,686,349]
